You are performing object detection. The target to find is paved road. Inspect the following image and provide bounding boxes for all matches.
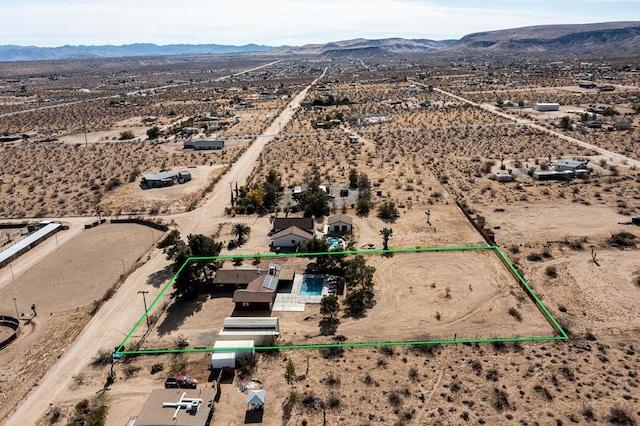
[3,66,325,426]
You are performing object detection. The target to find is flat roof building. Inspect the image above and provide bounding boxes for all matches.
[134,389,215,426]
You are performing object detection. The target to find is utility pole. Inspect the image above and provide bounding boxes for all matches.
[121,258,126,275]
[138,291,150,330]
[9,263,15,281]
[12,298,19,318]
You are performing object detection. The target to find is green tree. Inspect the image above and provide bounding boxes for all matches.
[345,255,376,293]
[232,223,251,245]
[320,294,340,319]
[559,116,572,130]
[171,234,223,298]
[377,201,399,222]
[356,199,370,217]
[348,168,359,188]
[380,227,393,251]
[157,229,183,260]
[146,126,160,140]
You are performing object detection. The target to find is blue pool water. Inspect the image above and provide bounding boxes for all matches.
[327,237,344,250]
[301,276,324,296]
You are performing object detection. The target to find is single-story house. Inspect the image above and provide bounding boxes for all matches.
[327,214,353,234]
[273,217,315,235]
[554,160,587,172]
[232,264,283,312]
[533,170,575,181]
[213,268,268,288]
[183,139,224,150]
[141,171,177,188]
[271,226,313,249]
[141,171,191,188]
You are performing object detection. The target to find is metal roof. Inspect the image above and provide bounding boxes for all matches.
[0,223,60,265]
[142,171,177,181]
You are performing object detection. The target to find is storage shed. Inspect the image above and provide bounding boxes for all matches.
[533,103,560,112]
[211,340,255,369]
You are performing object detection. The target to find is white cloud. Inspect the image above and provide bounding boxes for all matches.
[0,0,638,46]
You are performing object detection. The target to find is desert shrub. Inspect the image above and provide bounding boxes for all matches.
[91,349,113,368]
[380,346,394,356]
[236,355,256,379]
[104,177,121,192]
[526,252,543,262]
[150,363,164,374]
[388,391,402,407]
[119,130,135,140]
[608,232,636,247]
[302,393,324,411]
[322,373,340,387]
[326,395,341,409]
[492,388,511,412]
[508,307,522,321]
[509,245,520,254]
[486,369,499,382]
[607,406,635,425]
[635,276,640,288]
[545,266,558,278]
[49,406,61,424]
[408,368,418,381]
[582,406,597,422]
[123,364,141,379]
[533,384,554,401]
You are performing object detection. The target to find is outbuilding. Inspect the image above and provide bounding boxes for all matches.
[533,103,560,112]
[183,139,224,150]
[211,340,255,370]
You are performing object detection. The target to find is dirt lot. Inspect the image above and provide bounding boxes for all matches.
[0,224,164,314]
[0,223,164,423]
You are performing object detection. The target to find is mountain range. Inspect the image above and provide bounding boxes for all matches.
[1,21,639,61]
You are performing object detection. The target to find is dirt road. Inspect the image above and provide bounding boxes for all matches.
[3,67,325,426]
[427,85,640,169]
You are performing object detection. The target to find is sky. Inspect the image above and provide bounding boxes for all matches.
[1,0,639,47]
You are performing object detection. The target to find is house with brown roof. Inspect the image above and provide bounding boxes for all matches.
[273,216,315,234]
[233,264,282,312]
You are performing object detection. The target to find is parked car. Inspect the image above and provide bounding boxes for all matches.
[164,375,198,389]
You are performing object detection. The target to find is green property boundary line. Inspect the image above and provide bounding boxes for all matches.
[115,245,567,355]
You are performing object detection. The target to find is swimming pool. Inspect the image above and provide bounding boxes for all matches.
[300,276,324,296]
[327,237,345,250]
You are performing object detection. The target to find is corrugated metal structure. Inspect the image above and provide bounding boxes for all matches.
[0,223,61,268]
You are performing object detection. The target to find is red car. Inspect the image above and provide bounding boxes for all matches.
[164,375,198,389]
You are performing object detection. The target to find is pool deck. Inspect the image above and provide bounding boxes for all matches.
[272,273,340,312]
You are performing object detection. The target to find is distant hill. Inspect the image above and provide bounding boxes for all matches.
[269,38,457,56]
[321,46,398,60]
[0,43,274,61]
[445,21,640,56]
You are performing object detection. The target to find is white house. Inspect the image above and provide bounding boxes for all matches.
[271,226,313,249]
[326,214,353,234]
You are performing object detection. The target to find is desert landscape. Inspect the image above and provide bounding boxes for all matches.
[0,16,639,426]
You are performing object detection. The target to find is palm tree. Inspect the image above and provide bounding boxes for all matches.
[232,223,251,245]
[380,227,393,251]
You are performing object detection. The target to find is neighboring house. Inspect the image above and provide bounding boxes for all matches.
[273,217,315,235]
[327,214,353,234]
[134,389,215,426]
[141,171,191,188]
[183,139,224,150]
[181,127,199,135]
[271,226,313,249]
[212,268,267,288]
[554,160,587,172]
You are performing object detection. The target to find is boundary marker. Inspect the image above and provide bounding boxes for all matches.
[115,245,567,355]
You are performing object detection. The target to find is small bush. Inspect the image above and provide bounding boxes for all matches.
[150,363,164,374]
[388,391,402,407]
[608,232,636,248]
[607,406,635,425]
[508,307,523,321]
[526,252,543,262]
[119,130,135,140]
[326,395,341,409]
[545,266,558,278]
[123,364,141,379]
[493,388,511,412]
[91,349,113,368]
